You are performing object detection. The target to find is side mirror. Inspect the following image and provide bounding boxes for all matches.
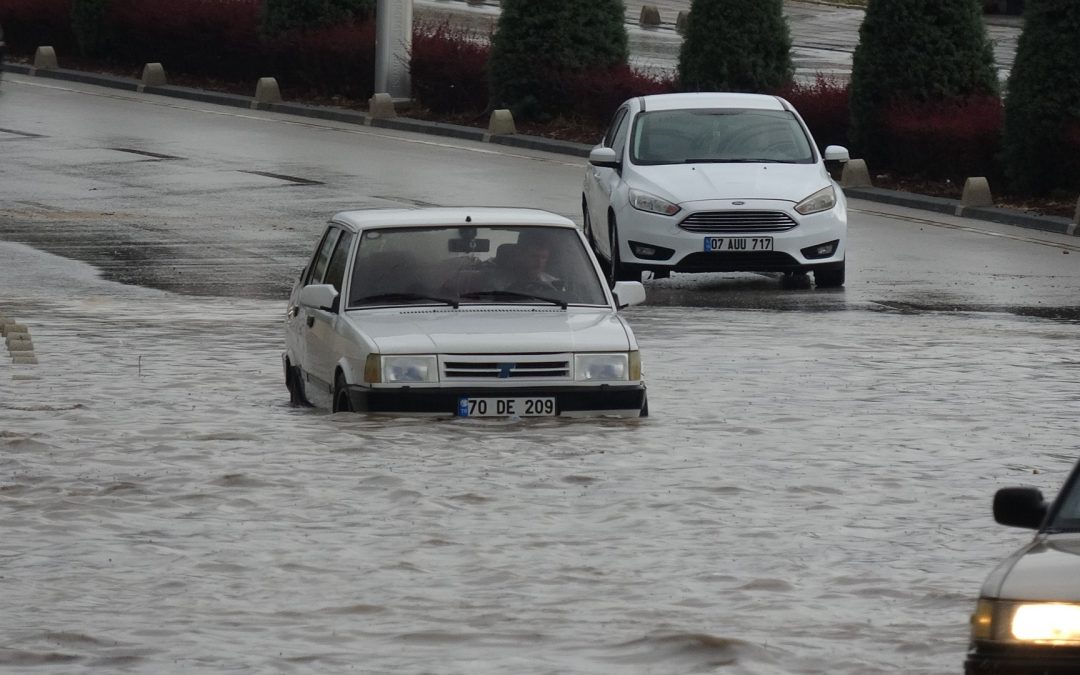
[612,281,646,308]
[299,284,339,311]
[824,145,850,163]
[588,147,621,170]
[993,487,1047,530]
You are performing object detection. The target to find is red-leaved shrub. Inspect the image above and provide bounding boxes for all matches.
[564,65,676,128]
[109,0,263,80]
[777,75,850,151]
[881,96,1003,180]
[267,21,376,100]
[0,0,76,54]
[410,21,490,115]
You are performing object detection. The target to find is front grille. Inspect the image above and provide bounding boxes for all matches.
[443,355,571,379]
[679,210,797,233]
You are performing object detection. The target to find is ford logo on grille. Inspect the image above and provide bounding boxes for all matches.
[498,363,514,378]
[732,201,745,205]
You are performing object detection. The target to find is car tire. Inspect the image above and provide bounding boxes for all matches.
[639,394,649,418]
[607,218,639,285]
[333,372,354,413]
[285,361,310,406]
[815,263,845,288]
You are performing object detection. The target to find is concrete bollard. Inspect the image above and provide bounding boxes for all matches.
[840,159,872,188]
[368,92,397,119]
[141,63,167,88]
[487,109,516,136]
[640,5,661,27]
[254,77,282,105]
[33,46,58,70]
[961,177,993,208]
[6,334,33,350]
[676,10,689,34]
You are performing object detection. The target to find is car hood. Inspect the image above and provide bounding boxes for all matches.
[344,307,632,354]
[629,162,830,205]
[984,534,1080,601]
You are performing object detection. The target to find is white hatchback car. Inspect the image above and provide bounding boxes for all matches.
[966,462,1080,674]
[283,208,649,418]
[582,92,850,288]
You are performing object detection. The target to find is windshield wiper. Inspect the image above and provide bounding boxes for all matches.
[351,292,459,308]
[460,289,568,309]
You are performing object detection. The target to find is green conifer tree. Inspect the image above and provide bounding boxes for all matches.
[489,0,628,122]
[677,0,793,93]
[849,0,998,163]
[260,0,375,37]
[1002,0,1080,195]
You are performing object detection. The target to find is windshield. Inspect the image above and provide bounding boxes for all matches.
[630,108,815,165]
[1049,470,1080,531]
[346,225,609,309]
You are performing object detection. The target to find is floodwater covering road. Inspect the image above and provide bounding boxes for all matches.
[2,75,1080,674]
[2,241,1078,674]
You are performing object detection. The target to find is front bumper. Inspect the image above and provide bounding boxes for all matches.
[615,198,846,274]
[966,643,1080,674]
[344,384,647,418]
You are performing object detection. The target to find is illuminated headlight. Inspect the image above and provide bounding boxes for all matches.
[971,598,1080,645]
[366,355,438,384]
[794,185,837,215]
[575,352,639,382]
[629,189,680,216]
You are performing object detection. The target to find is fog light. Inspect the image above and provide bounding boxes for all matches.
[628,240,675,260]
[801,240,839,260]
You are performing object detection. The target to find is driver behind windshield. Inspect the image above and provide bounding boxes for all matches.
[493,231,565,294]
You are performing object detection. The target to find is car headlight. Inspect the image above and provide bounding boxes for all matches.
[971,598,1080,645]
[794,185,837,215]
[365,355,438,384]
[575,352,639,382]
[629,189,680,216]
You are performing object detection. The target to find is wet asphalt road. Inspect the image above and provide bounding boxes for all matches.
[1,74,1076,314]
[1,74,1079,674]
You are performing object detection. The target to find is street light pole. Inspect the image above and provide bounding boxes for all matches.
[374,0,413,100]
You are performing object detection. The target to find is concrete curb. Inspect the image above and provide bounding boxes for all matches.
[2,60,1071,237]
[843,187,1076,236]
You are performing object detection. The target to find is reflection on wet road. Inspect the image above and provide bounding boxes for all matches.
[2,244,1077,674]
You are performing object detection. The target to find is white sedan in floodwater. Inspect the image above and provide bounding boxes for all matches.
[283,207,649,418]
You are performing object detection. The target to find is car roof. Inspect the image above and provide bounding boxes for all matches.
[331,207,577,231]
[636,92,788,112]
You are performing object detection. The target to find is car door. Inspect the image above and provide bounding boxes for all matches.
[304,229,356,402]
[586,105,631,261]
[293,226,343,400]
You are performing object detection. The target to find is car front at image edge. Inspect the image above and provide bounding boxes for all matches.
[965,460,1080,674]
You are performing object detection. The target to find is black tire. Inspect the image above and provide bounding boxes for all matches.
[815,264,845,288]
[285,362,310,406]
[333,372,354,413]
[639,393,649,418]
[607,218,639,285]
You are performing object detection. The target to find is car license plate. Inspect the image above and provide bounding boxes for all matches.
[704,236,773,252]
[457,396,556,417]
